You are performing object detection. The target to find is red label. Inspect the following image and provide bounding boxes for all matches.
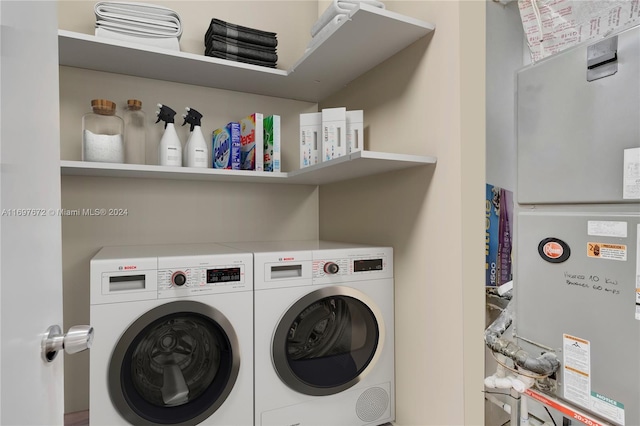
[282,257,294,261]
[543,242,564,258]
[123,265,137,270]
[240,130,255,146]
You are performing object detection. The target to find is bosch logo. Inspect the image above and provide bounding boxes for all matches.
[279,257,294,261]
[123,265,137,270]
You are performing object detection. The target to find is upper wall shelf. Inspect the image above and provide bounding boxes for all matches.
[60,151,437,185]
[58,4,434,102]
[286,150,436,185]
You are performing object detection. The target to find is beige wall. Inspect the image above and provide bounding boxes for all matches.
[58,1,486,423]
[318,1,485,425]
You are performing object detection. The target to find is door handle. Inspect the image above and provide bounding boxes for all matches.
[42,324,94,362]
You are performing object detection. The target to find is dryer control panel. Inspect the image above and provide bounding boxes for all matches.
[312,247,393,283]
[312,257,386,278]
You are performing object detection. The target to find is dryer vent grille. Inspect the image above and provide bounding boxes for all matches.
[355,386,389,422]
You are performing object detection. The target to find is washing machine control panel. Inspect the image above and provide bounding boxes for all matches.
[157,264,246,296]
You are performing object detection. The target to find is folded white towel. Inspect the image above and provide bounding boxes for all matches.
[96,19,178,37]
[95,27,180,51]
[306,14,349,52]
[311,0,385,37]
[94,1,182,38]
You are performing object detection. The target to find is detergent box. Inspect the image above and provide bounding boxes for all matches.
[212,122,241,170]
[321,107,346,162]
[300,112,320,168]
[346,110,363,154]
[263,115,281,172]
[485,183,513,287]
[239,113,264,171]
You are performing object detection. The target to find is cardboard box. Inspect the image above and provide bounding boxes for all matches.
[486,183,513,286]
[212,122,241,170]
[263,115,281,172]
[239,113,264,171]
[300,112,321,168]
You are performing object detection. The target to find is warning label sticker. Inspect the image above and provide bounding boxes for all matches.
[623,147,640,200]
[587,242,627,261]
[591,391,625,425]
[636,226,640,320]
[563,334,591,408]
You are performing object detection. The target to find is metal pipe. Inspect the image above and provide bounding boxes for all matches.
[511,388,521,426]
[485,393,511,414]
[484,295,560,377]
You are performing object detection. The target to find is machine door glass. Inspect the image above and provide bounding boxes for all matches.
[272,286,382,396]
[108,301,240,425]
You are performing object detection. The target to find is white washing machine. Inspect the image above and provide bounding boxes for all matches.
[223,240,395,426]
[89,243,253,425]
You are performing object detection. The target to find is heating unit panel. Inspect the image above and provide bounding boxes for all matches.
[516,25,640,205]
[515,211,640,426]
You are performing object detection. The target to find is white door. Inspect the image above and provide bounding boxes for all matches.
[1,1,65,424]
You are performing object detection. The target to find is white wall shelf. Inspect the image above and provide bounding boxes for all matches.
[59,5,436,185]
[60,151,436,185]
[60,160,289,183]
[286,151,437,185]
[58,4,434,102]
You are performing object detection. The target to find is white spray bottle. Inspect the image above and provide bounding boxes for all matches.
[156,104,182,167]
[182,107,209,168]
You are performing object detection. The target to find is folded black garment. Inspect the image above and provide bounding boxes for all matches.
[205,51,277,68]
[206,34,277,53]
[205,39,278,63]
[205,18,277,49]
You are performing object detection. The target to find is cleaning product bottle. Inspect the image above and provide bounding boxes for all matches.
[182,107,209,168]
[156,104,182,167]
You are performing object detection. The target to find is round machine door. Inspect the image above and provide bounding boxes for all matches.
[108,300,240,425]
[272,286,384,396]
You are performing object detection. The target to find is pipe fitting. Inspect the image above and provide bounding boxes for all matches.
[485,298,560,377]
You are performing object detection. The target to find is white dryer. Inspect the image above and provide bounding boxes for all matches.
[89,243,253,425]
[223,240,395,426]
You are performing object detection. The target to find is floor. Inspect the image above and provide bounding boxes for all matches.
[65,410,393,425]
[64,410,88,426]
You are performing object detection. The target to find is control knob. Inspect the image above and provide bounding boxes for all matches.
[323,262,340,274]
[172,271,187,287]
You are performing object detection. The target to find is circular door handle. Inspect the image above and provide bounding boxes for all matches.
[64,325,94,354]
[42,324,94,362]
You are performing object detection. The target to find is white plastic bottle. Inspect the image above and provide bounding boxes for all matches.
[156,104,182,167]
[182,107,209,168]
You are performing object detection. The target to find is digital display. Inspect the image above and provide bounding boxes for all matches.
[207,267,241,283]
[353,259,383,272]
